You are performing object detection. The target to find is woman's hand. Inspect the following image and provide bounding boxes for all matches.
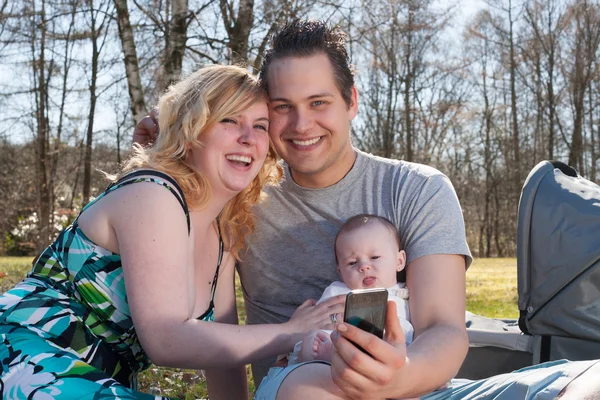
[330,300,408,400]
[286,295,346,344]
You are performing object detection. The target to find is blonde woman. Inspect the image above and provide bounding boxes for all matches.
[0,65,345,399]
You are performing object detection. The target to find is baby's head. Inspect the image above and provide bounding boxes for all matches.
[334,214,406,290]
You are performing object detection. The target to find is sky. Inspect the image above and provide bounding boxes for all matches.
[445,0,488,34]
[2,0,491,145]
[453,0,488,18]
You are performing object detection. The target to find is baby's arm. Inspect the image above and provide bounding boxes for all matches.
[297,329,334,363]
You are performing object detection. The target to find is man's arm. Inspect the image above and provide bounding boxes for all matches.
[330,253,468,399]
[132,110,158,146]
[403,253,468,392]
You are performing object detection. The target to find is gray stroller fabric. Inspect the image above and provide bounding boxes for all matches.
[460,161,600,379]
[465,312,531,352]
[458,312,533,379]
[517,161,600,342]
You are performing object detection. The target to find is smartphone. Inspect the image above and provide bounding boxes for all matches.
[343,288,388,351]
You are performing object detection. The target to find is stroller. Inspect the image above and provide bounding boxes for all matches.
[458,160,600,379]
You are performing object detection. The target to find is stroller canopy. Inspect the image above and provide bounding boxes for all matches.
[517,161,600,341]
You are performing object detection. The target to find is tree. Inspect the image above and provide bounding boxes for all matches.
[353,0,456,164]
[130,0,193,93]
[82,0,113,205]
[220,0,254,64]
[29,0,52,249]
[565,0,600,173]
[523,0,566,160]
[114,0,147,123]
[466,11,499,257]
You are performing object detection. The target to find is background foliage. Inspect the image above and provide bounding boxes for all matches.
[1,0,599,257]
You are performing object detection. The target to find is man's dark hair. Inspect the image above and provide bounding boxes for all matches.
[258,19,356,107]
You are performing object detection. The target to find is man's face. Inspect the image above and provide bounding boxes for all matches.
[266,53,358,188]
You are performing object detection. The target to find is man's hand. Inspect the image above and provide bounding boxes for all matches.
[330,255,468,399]
[133,108,159,146]
[330,301,407,400]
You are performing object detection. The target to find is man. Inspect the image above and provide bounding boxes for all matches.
[135,19,600,400]
[241,19,469,399]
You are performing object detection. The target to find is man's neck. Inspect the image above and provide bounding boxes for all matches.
[289,148,357,189]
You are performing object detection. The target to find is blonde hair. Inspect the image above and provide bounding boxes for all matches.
[120,64,282,259]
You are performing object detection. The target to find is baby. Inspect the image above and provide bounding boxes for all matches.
[289,214,414,364]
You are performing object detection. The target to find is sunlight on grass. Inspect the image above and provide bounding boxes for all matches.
[0,256,34,293]
[1,256,518,398]
[466,258,518,319]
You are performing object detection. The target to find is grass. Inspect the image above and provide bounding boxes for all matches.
[465,258,519,319]
[0,256,519,398]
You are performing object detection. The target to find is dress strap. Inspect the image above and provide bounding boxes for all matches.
[196,219,224,322]
[210,219,224,301]
[104,169,191,235]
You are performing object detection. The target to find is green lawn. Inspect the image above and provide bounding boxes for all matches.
[466,258,519,319]
[0,256,519,398]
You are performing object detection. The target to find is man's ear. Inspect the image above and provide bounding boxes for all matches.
[397,250,407,272]
[348,86,358,121]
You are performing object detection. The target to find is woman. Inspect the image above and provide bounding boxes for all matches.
[0,65,344,399]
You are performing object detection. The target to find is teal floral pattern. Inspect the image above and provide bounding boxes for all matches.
[0,173,190,399]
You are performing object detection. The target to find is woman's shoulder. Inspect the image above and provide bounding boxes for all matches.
[95,175,190,235]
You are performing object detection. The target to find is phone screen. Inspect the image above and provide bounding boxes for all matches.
[343,288,388,339]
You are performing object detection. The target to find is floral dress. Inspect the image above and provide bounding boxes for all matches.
[0,170,220,399]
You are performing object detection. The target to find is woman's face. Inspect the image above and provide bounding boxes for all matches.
[188,101,270,197]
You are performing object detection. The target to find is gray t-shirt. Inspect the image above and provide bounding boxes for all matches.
[237,148,472,383]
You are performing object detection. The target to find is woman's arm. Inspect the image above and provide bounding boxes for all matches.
[108,183,346,369]
[205,254,248,400]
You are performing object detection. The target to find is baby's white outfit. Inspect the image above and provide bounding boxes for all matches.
[287,281,414,365]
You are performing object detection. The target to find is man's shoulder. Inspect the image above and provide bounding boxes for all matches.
[357,149,447,181]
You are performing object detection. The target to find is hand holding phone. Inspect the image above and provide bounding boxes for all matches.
[343,288,388,353]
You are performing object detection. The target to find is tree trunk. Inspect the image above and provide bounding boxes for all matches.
[568,0,600,173]
[589,81,595,181]
[220,0,254,65]
[534,46,543,162]
[33,0,51,249]
[569,10,586,172]
[508,0,520,190]
[569,99,584,172]
[547,54,556,160]
[83,0,101,204]
[163,0,188,89]
[404,3,413,162]
[493,184,504,257]
[113,0,147,123]
[483,60,492,258]
[384,16,398,158]
[49,1,76,214]
[70,140,85,210]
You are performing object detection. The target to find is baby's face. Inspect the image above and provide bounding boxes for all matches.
[336,222,405,290]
